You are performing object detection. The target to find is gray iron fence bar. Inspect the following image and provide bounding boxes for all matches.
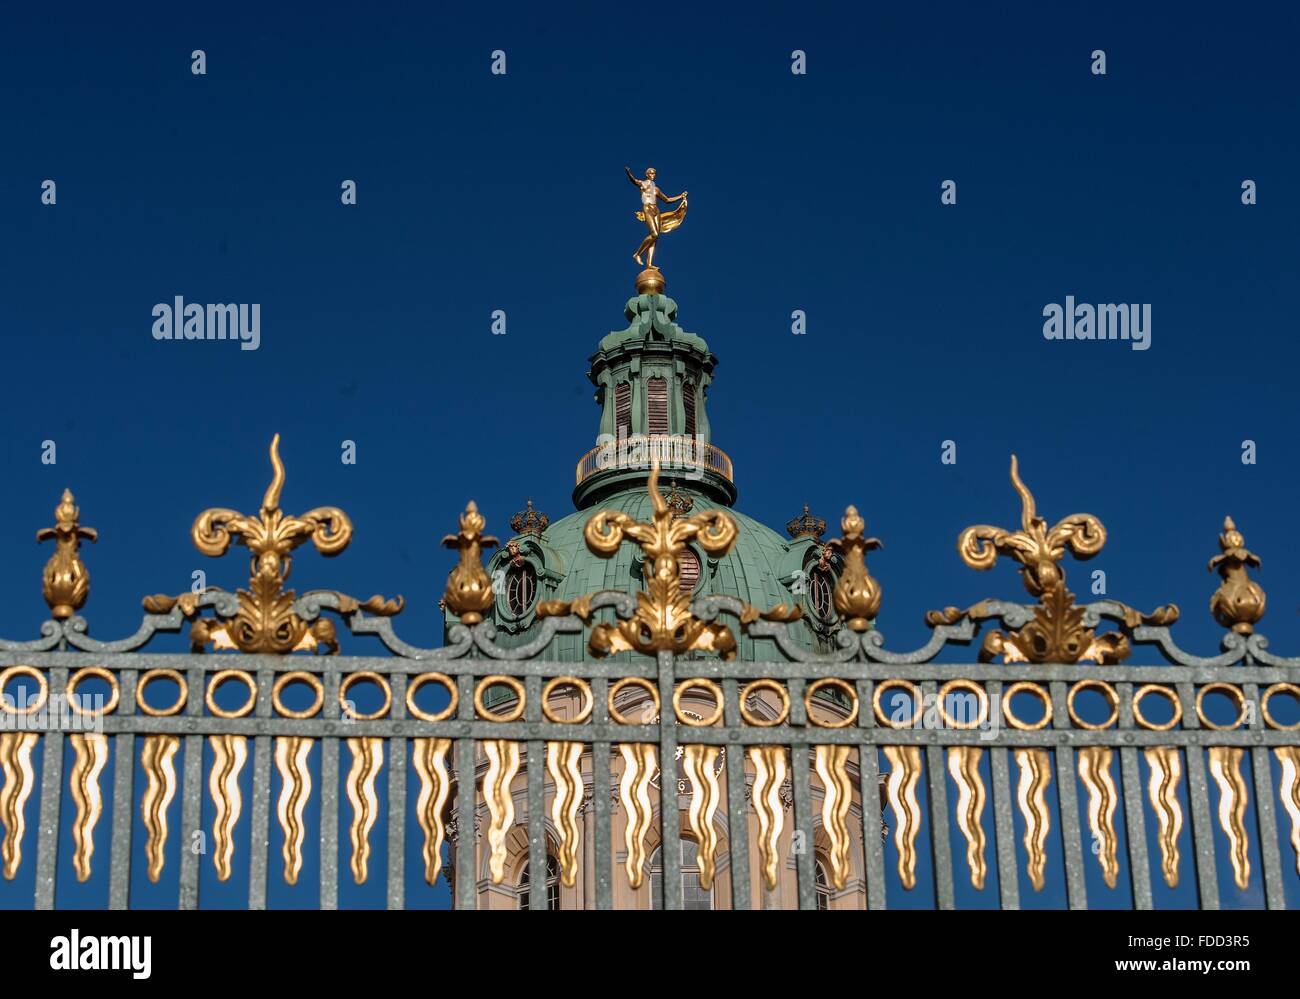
[320,669,340,911]
[790,739,816,910]
[990,746,1020,910]
[1116,681,1153,910]
[178,732,202,910]
[526,676,545,911]
[1050,680,1088,910]
[924,681,956,910]
[855,678,888,911]
[109,731,134,909]
[591,676,613,911]
[721,677,750,911]
[1245,680,1285,909]
[34,666,67,910]
[455,673,476,911]
[178,661,205,911]
[108,666,137,910]
[656,651,681,911]
[388,671,408,912]
[1177,680,1220,909]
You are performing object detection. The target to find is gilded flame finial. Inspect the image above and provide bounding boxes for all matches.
[38,489,97,619]
[442,501,498,625]
[826,506,882,631]
[144,435,399,653]
[1208,516,1265,634]
[929,456,1176,664]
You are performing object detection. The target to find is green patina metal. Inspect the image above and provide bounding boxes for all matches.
[450,288,841,660]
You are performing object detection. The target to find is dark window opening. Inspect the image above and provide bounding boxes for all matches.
[518,855,561,910]
[647,377,669,435]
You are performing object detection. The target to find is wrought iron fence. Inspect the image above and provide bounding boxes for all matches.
[0,442,1298,910]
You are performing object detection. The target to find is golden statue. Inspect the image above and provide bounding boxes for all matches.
[626,166,687,272]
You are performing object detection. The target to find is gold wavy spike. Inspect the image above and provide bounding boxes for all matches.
[412,738,452,885]
[1077,747,1119,888]
[1014,748,1052,891]
[814,745,853,890]
[275,736,314,886]
[139,735,180,883]
[483,739,520,883]
[1208,746,1251,890]
[1275,747,1300,876]
[208,734,247,881]
[0,732,39,879]
[747,746,787,891]
[946,747,987,890]
[547,741,584,888]
[1144,746,1184,887]
[345,737,383,885]
[619,744,656,889]
[68,733,109,882]
[883,745,922,889]
[682,745,722,890]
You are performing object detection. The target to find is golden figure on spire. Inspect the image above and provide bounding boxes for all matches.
[626,166,687,289]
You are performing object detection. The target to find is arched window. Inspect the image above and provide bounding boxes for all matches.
[678,548,701,593]
[518,855,560,910]
[650,838,712,910]
[815,860,831,910]
[615,382,632,441]
[647,376,669,435]
[683,381,697,438]
[504,562,537,616]
[809,567,835,621]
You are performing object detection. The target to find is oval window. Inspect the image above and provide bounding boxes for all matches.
[505,563,537,616]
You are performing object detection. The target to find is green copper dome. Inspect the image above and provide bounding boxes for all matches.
[446,279,846,660]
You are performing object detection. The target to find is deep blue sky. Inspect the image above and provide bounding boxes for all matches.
[1,2,1297,908]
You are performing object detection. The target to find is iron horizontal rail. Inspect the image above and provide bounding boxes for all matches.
[4,717,1296,746]
[3,649,1297,684]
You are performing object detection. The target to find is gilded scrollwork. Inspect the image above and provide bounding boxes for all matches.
[929,456,1177,664]
[538,462,798,658]
[142,434,400,655]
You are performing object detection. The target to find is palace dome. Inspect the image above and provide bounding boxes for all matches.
[447,278,847,660]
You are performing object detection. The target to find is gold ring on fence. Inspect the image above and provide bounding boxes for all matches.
[67,666,121,717]
[1067,679,1119,730]
[0,665,48,716]
[340,670,392,721]
[673,678,724,727]
[1132,684,1183,731]
[541,676,593,724]
[1261,682,1300,731]
[806,678,859,728]
[873,678,922,729]
[608,677,658,726]
[272,671,324,720]
[136,668,188,717]
[1001,681,1051,731]
[936,679,988,730]
[475,675,526,722]
[740,679,790,727]
[206,669,258,719]
[1195,682,1246,731]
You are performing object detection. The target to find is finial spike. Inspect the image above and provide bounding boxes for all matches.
[263,433,285,513]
